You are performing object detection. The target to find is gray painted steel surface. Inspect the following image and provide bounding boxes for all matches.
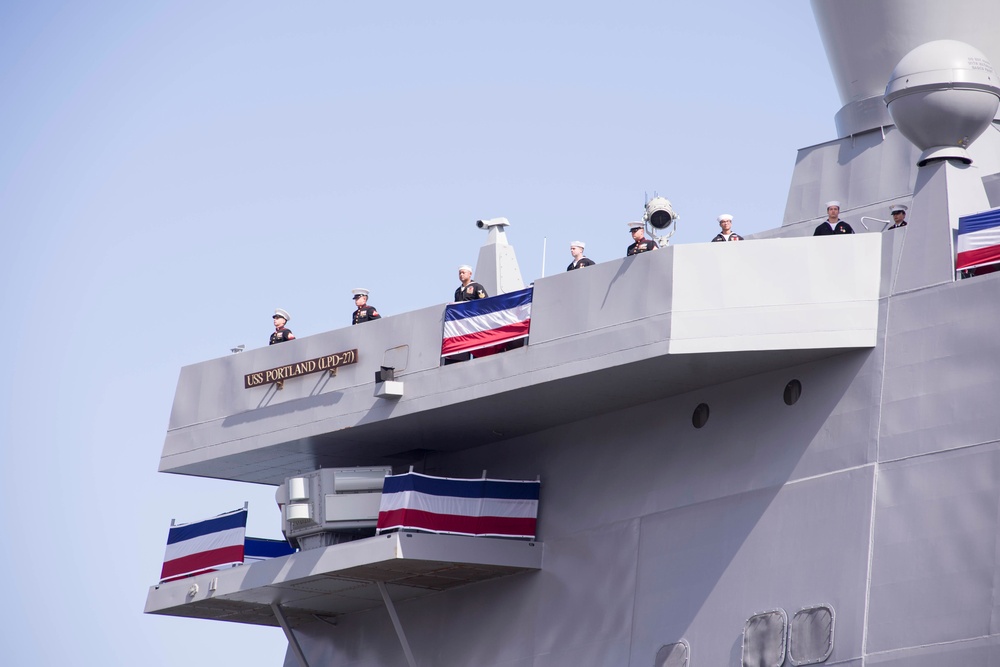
[146,2,1000,665]
[145,532,542,624]
[160,236,880,485]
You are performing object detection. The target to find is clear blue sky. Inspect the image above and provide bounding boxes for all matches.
[0,2,839,664]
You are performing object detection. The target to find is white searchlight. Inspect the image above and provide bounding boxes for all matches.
[644,197,678,229]
[643,196,679,245]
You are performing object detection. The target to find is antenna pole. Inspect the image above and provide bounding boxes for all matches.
[540,237,547,278]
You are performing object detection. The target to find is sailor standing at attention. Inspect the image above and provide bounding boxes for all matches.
[711,214,744,242]
[351,289,381,325]
[887,204,909,229]
[567,241,595,270]
[626,221,659,256]
[454,265,488,302]
[270,308,295,345]
[813,201,855,235]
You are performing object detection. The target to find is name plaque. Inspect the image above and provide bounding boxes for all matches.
[245,349,358,388]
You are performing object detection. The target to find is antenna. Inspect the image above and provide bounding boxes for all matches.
[541,237,547,278]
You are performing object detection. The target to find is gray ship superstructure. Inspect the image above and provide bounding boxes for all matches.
[146,2,1000,665]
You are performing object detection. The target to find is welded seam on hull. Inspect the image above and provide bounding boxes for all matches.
[861,454,879,665]
[864,632,998,659]
[626,518,643,667]
[860,285,895,664]
[874,437,1000,467]
[783,462,875,488]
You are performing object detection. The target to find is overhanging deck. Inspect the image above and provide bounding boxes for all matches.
[145,532,542,626]
[160,234,884,484]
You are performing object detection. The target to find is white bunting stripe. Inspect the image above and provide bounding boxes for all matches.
[379,490,538,519]
[163,526,246,562]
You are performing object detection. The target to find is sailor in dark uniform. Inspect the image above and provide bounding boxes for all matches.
[454,265,488,301]
[351,288,381,325]
[814,201,855,235]
[269,308,295,345]
[567,241,595,270]
[887,204,908,229]
[711,214,744,242]
[626,221,659,256]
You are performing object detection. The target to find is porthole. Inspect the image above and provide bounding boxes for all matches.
[692,403,710,428]
[788,605,834,665]
[742,609,787,667]
[654,640,689,667]
[783,380,802,406]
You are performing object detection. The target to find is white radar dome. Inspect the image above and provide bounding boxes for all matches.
[884,40,1000,166]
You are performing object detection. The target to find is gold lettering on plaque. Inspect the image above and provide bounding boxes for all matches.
[244,349,359,389]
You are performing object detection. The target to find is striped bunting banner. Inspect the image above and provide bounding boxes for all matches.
[159,508,247,583]
[442,287,532,356]
[377,472,539,539]
[957,208,1000,271]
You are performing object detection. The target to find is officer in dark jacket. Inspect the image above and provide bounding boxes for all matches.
[887,204,909,229]
[626,221,659,256]
[270,308,295,345]
[711,214,744,242]
[351,289,381,325]
[814,201,855,235]
[454,265,488,301]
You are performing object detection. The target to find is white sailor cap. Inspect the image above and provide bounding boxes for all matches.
[458,264,473,272]
[570,240,585,249]
[826,200,841,209]
[718,214,733,222]
[627,221,644,230]
[273,308,290,321]
[890,204,908,214]
[351,288,369,300]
